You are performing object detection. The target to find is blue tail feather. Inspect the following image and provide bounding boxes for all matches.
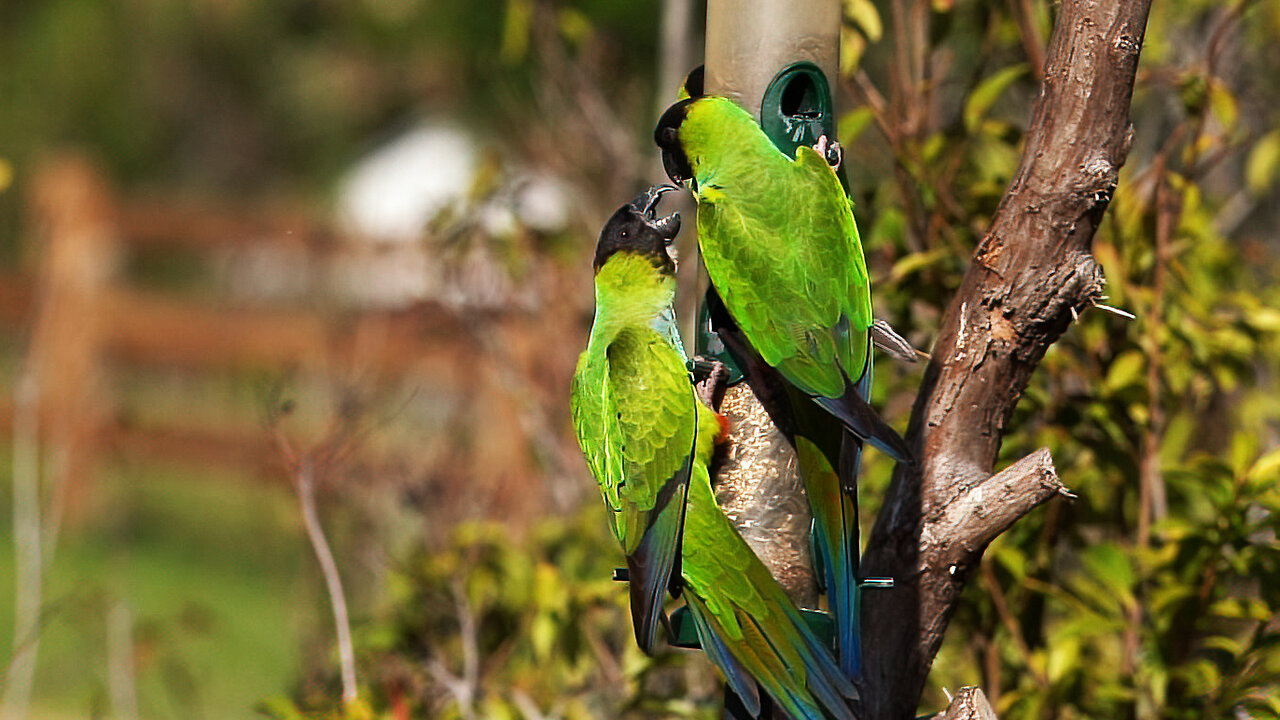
[686,597,762,717]
[834,432,863,680]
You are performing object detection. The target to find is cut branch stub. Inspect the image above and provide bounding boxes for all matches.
[859,1,1154,718]
[936,686,999,720]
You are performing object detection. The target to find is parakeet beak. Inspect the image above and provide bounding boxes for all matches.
[654,100,695,187]
[659,142,689,185]
[629,185,682,244]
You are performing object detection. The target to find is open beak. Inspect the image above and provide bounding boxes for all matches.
[629,185,682,244]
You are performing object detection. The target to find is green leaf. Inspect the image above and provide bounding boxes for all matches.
[838,106,876,147]
[533,562,568,612]
[499,0,533,64]
[1246,129,1280,195]
[557,8,593,46]
[1104,350,1146,394]
[530,611,557,660]
[1179,658,1222,697]
[1245,306,1280,332]
[480,696,520,720]
[1206,79,1238,132]
[840,28,868,75]
[1046,637,1081,683]
[888,248,949,281]
[991,541,1029,580]
[964,64,1029,131]
[255,696,308,720]
[843,0,883,41]
[1081,543,1135,604]
[1247,448,1280,484]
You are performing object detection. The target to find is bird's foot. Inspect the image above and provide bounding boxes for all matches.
[690,356,730,411]
[813,134,843,168]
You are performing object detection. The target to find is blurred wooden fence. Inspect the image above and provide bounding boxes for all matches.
[1,153,587,523]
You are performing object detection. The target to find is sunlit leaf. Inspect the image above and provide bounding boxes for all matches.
[1246,129,1280,195]
[557,8,593,46]
[964,64,1029,131]
[1081,543,1135,604]
[843,0,883,41]
[499,0,533,64]
[839,28,868,76]
[1248,448,1280,484]
[838,106,876,147]
[1206,78,1239,132]
[1104,350,1146,394]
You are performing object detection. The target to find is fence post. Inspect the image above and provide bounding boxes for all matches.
[2,154,118,720]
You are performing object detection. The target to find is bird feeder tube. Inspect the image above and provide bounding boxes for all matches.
[704,0,841,119]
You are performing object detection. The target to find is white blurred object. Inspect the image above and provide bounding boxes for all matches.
[511,173,571,234]
[337,123,477,243]
[228,122,574,310]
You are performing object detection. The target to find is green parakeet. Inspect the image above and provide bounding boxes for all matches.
[654,94,912,680]
[570,187,857,719]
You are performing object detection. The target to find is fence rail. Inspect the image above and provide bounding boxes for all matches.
[2,153,584,522]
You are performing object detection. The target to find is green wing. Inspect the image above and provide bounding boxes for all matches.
[570,326,697,653]
[695,138,871,400]
[681,460,857,720]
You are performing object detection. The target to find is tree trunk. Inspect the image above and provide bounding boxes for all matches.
[859,1,1154,717]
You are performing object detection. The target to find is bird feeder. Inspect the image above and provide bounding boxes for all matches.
[694,0,845,613]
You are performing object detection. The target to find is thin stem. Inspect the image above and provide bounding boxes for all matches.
[1010,0,1046,80]
[294,456,358,706]
[1,374,43,720]
[107,600,139,720]
[980,562,1048,690]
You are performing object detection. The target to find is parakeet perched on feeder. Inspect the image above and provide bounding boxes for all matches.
[654,95,912,680]
[570,187,857,719]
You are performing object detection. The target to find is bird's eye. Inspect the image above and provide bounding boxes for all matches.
[620,230,629,239]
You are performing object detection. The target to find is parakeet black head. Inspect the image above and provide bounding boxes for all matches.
[654,99,695,185]
[593,186,681,274]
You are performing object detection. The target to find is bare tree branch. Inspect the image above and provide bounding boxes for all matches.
[859,1,1154,717]
[936,686,998,720]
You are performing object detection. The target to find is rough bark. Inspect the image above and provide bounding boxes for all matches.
[859,1,1154,718]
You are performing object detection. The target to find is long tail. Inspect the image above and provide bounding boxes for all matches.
[814,345,878,678]
[626,454,691,653]
[684,592,856,720]
[794,428,862,682]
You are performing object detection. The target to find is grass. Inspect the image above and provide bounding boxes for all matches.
[0,454,316,719]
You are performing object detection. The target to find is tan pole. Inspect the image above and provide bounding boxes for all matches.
[705,1,840,117]
[701,0,843,610]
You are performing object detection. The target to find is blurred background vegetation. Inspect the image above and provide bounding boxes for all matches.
[0,0,1277,718]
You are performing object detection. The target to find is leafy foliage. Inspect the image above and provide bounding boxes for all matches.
[275,2,1280,718]
[7,0,1278,717]
[265,511,721,719]
[838,1,1280,717]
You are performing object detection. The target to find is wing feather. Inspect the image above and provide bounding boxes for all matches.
[573,327,698,653]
